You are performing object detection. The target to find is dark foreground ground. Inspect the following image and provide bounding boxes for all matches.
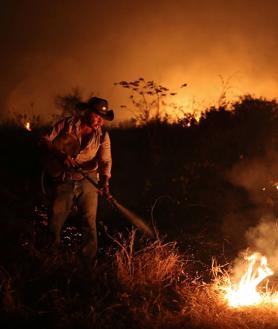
[0,96,277,328]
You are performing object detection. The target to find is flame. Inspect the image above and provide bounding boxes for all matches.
[25,121,31,131]
[224,253,276,307]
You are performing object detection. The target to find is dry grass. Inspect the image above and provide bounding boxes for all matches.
[112,231,278,329]
[111,230,189,328]
[3,230,278,328]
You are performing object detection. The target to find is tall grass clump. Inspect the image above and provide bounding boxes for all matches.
[112,230,190,328]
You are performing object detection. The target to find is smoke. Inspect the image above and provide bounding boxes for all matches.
[1,0,278,122]
[227,150,277,212]
[245,217,278,272]
[227,216,278,285]
[222,149,278,245]
[223,148,278,280]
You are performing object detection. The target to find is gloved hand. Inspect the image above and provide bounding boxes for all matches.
[99,175,112,200]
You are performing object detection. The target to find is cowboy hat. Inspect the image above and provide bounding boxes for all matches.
[77,97,114,121]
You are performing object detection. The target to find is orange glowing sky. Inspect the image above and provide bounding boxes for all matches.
[1,0,278,123]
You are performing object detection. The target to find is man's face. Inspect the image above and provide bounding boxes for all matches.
[86,112,104,129]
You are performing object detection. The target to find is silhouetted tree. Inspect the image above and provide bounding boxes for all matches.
[114,78,187,125]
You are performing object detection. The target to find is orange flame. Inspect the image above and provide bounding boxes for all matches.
[25,121,31,131]
[223,253,275,307]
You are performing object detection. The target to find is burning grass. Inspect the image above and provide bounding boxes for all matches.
[2,230,278,328]
[185,255,278,329]
[184,281,278,329]
[112,232,278,329]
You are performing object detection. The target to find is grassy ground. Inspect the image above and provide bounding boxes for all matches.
[1,228,278,329]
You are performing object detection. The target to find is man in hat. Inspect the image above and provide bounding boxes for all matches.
[41,97,114,258]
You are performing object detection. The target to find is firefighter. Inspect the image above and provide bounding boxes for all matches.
[41,97,114,258]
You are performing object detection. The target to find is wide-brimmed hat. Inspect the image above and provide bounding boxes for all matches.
[77,97,114,121]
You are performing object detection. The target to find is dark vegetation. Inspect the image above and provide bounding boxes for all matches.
[0,94,277,328]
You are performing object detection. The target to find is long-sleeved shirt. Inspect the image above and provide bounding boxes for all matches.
[43,116,112,178]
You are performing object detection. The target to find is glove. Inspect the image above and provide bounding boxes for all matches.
[99,175,112,200]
